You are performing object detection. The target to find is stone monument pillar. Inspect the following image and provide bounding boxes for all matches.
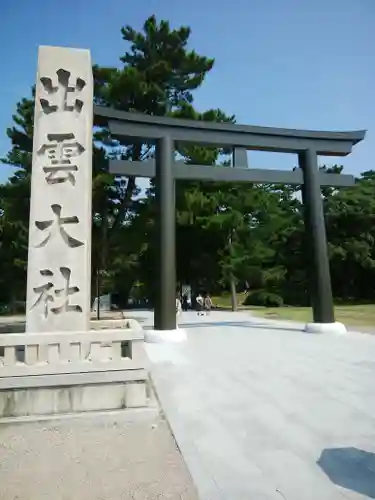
[26,46,93,333]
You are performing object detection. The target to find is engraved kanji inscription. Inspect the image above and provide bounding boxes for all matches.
[35,204,84,248]
[38,133,84,185]
[30,267,82,318]
[40,69,86,114]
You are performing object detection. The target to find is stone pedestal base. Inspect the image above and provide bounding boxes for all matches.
[0,329,149,418]
[0,372,148,419]
[144,329,187,344]
[304,322,347,335]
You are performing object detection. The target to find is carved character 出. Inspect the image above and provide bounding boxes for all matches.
[40,69,86,114]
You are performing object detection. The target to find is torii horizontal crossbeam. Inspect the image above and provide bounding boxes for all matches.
[109,159,355,187]
[94,105,365,157]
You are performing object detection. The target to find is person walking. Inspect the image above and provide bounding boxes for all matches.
[176,295,182,328]
[204,293,212,316]
[196,293,204,316]
[182,294,189,312]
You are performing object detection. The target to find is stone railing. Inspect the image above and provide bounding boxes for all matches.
[0,328,149,416]
[0,329,146,380]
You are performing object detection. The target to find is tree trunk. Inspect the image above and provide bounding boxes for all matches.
[230,275,238,311]
[228,231,238,312]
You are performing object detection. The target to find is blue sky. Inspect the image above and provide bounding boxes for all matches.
[0,0,373,182]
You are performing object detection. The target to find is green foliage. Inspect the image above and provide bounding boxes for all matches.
[0,93,33,310]
[244,291,284,307]
[324,170,375,301]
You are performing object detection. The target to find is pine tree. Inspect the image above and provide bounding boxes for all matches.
[0,15,219,306]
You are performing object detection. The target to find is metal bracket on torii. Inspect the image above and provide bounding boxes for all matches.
[94,105,365,330]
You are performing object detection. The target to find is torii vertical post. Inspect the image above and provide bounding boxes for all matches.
[155,136,176,330]
[299,149,335,323]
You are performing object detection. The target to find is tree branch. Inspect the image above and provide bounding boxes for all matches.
[108,144,153,238]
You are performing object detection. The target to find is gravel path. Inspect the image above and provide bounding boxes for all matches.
[0,408,199,500]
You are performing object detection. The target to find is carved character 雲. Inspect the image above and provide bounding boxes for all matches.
[38,133,84,185]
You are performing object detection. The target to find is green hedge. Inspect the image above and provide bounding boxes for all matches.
[244,291,283,307]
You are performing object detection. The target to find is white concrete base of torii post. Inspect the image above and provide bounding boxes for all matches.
[143,308,187,343]
[144,328,187,343]
[143,325,187,365]
[304,322,347,335]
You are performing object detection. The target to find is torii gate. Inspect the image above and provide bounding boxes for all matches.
[95,106,365,334]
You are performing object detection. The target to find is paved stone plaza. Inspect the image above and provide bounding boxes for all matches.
[141,310,375,500]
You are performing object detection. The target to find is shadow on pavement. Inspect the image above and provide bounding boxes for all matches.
[317,447,375,498]
[180,320,304,332]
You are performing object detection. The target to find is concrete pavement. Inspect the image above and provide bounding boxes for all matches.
[142,310,375,500]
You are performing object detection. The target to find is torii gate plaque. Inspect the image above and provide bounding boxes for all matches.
[95,106,365,334]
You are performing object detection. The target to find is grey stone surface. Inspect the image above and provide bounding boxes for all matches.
[125,382,147,408]
[0,407,199,500]
[0,327,149,416]
[26,45,93,333]
[0,315,145,334]
[141,310,375,500]
[0,381,147,418]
